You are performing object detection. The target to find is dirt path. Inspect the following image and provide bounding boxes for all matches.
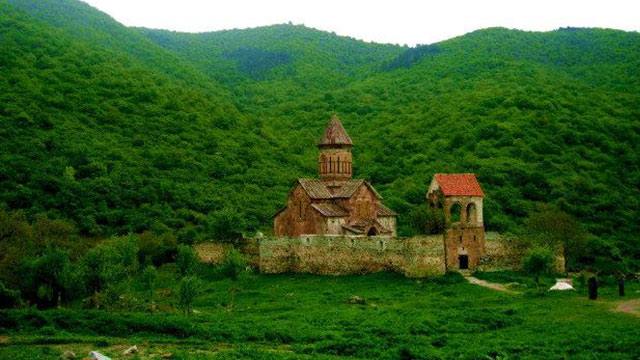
[465,276,518,294]
[0,336,8,344]
[614,299,640,317]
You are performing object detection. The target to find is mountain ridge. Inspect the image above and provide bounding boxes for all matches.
[1,0,638,265]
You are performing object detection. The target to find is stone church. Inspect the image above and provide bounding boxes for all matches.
[273,115,397,237]
[214,121,566,276]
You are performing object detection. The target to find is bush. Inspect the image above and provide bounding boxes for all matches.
[525,205,587,270]
[0,281,21,308]
[522,247,555,289]
[137,231,177,266]
[19,248,77,308]
[220,249,247,280]
[206,209,245,243]
[176,245,198,277]
[81,236,139,295]
[408,205,445,235]
[141,265,157,300]
[178,276,202,315]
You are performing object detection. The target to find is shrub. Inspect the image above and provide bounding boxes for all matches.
[408,205,445,235]
[81,236,139,295]
[220,249,247,280]
[0,281,21,308]
[178,276,202,315]
[206,209,245,243]
[522,247,555,289]
[19,248,76,308]
[176,245,198,277]
[141,265,157,300]
[137,231,177,266]
[525,204,587,270]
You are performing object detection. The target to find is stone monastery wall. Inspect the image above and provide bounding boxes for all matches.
[196,233,565,277]
[257,235,446,277]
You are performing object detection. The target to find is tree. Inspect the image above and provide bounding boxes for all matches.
[525,205,587,271]
[206,209,245,243]
[220,249,247,311]
[522,247,555,290]
[81,236,139,307]
[21,248,75,308]
[176,245,198,277]
[137,231,178,266]
[220,249,247,280]
[141,265,157,302]
[178,276,202,315]
[408,205,445,235]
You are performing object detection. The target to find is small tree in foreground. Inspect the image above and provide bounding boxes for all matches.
[220,249,247,281]
[220,249,247,311]
[178,276,202,315]
[176,244,198,277]
[522,247,555,290]
[141,265,157,303]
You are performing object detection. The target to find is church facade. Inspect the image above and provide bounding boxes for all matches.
[273,115,397,237]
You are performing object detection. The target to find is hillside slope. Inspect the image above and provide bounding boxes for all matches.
[0,1,301,238]
[137,25,402,84]
[1,0,639,263]
[279,27,640,237]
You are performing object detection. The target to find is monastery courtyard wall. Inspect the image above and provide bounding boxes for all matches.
[195,233,565,277]
[257,235,446,277]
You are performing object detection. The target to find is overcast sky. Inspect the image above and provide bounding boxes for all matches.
[82,0,639,46]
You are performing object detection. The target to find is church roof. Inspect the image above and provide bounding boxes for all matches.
[297,179,382,200]
[434,173,484,197]
[298,179,334,199]
[311,203,349,217]
[377,204,397,216]
[342,218,392,235]
[318,115,353,146]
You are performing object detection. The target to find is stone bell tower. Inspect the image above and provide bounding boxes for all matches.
[318,115,353,181]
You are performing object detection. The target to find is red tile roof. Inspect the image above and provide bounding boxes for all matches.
[434,173,484,197]
[319,115,353,146]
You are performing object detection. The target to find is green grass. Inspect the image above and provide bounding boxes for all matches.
[1,270,639,359]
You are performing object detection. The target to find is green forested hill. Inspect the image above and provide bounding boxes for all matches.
[136,25,403,85]
[0,0,302,239]
[1,0,639,265]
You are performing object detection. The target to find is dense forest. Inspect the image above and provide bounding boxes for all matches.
[1,0,639,271]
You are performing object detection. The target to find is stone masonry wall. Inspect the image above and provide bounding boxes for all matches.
[444,225,485,271]
[258,235,445,277]
[195,233,565,278]
[478,232,565,273]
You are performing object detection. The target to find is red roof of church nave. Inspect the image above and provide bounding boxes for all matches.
[434,173,484,197]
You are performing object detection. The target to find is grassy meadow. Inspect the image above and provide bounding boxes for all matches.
[1,269,638,359]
